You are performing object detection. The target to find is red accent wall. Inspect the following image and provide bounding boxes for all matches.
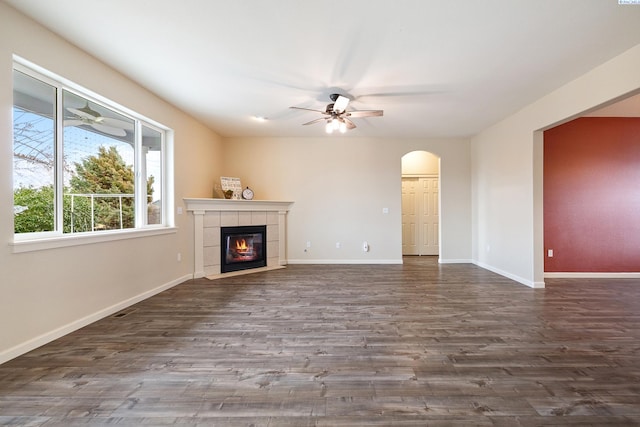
[544,117,640,272]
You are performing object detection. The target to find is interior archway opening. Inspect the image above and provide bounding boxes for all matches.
[401,151,441,258]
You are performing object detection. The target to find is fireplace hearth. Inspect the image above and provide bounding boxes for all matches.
[220,225,267,273]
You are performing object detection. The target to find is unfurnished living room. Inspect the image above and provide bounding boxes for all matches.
[1,1,640,425]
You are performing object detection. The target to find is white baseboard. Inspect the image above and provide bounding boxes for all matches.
[473,261,545,289]
[0,274,192,365]
[287,259,402,265]
[438,258,473,264]
[545,272,640,279]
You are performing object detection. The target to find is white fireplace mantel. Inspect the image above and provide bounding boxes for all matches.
[184,198,294,278]
[184,198,294,213]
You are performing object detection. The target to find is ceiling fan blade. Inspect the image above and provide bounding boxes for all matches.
[357,92,434,99]
[353,84,449,101]
[332,95,350,113]
[289,106,328,114]
[346,110,384,118]
[64,119,84,127]
[99,117,135,131]
[343,118,357,130]
[302,117,327,126]
[91,123,127,137]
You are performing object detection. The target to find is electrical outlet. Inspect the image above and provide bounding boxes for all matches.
[336,242,341,249]
[177,252,182,262]
[306,241,311,248]
[548,249,554,257]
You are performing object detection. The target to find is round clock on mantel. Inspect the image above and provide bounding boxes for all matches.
[242,187,254,200]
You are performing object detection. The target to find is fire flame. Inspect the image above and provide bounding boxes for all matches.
[235,239,248,251]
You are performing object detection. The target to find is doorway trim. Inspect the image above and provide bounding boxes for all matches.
[401,150,441,260]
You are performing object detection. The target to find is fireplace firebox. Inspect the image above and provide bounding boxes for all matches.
[220,225,267,273]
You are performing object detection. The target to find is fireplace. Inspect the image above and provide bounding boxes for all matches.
[220,225,267,273]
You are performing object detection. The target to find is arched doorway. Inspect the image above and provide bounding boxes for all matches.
[401,151,440,256]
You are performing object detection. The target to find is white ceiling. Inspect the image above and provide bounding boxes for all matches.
[6,0,640,138]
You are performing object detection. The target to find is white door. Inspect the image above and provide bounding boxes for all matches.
[420,177,439,255]
[402,176,439,256]
[402,178,418,255]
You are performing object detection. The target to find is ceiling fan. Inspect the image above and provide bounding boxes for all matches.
[64,103,133,137]
[290,93,383,133]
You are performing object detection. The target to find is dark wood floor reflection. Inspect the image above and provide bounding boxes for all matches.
[2,257,640,426]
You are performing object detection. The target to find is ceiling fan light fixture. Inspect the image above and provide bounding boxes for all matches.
[339,120,347,133]
[332,118,340,131]
[325,120,333,134]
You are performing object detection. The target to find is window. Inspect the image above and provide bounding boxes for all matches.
[12,60,171,247]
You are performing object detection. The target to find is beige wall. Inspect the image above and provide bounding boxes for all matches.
[221,137,471,263]
[471,43,640,287]
[0,3,223,363]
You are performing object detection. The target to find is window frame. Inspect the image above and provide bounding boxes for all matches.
[11,57,175,253]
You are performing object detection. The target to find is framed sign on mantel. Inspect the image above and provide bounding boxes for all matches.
[220,176,242,199]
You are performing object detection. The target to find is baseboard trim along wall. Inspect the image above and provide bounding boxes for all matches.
[545,272,640,279]
[473,261,545,289]
[0,274,192,365]
[438,258,473,264]
[287,259,403,265]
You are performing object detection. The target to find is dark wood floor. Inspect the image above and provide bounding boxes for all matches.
[1,257,640,426]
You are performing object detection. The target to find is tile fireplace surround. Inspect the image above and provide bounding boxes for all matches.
[184,198,293,278]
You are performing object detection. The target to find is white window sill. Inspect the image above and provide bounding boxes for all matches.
[10,227,178,253]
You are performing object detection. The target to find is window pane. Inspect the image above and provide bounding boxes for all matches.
[13,62,169,241]
[143,125,163,225]
[62,90,135,232]
[13,70,56,233]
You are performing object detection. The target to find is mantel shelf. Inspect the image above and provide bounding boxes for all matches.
[184,198,293,212]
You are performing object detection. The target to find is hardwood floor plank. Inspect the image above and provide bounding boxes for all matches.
[1,257,640,425]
